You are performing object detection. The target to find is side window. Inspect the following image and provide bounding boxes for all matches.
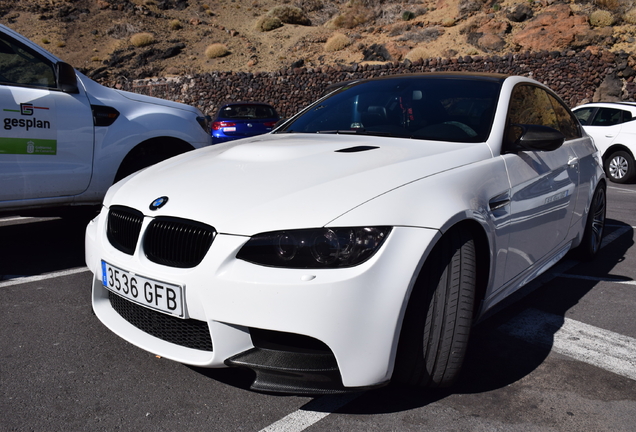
[0,33,56,88]
[574,107,595,125]
[504,84,560,150]
[548,93,581,140]
[591,108,628,127]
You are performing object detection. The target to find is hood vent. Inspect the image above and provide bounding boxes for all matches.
[335,145,379,153]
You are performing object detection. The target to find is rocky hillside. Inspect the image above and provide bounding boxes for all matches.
[1,0,636,84]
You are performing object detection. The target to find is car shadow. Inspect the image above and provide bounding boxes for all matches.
[0,216,91,279]
[187,220,634,413]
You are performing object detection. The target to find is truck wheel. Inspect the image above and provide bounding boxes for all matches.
[394,228,476,388]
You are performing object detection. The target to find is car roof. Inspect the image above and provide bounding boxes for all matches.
[574,102,636,111]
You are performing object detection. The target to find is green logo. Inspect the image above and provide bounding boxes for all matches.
[0,138,57,155]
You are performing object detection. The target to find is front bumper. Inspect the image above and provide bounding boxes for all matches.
[85,211,437,392]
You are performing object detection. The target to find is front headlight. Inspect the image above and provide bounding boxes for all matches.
[237,227,392,269]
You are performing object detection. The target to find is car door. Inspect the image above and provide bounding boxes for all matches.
[500,84,581,284]
[0,28,94,202]
[575,106,628,155]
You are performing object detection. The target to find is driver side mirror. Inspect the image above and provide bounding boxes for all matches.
[510,124,565,152]
[56,62,79,94]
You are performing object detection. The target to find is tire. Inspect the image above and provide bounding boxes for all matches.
[394,229,476,388]
[575,184,606,261]
[604,150,635,183]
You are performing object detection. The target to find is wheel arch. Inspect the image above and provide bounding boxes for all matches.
[602,144,634,162]
[389,217,492,375]
[437,219,491,319]
[113,136,195,183]
[390,217,490,387]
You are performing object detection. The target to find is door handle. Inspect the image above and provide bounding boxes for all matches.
[568,156,579,167]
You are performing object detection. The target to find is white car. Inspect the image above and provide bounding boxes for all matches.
[85,73,606,394]
[573,102,636,183]
[0,24,211,215]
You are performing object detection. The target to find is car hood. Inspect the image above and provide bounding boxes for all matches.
[77,73,202,115]
[105,133,493,235]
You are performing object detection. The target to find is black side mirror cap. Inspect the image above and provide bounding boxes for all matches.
[513,124,565,152]
[57,62,79,94]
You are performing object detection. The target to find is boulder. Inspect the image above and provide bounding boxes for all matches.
[593,73,623,102]
[512,4,589,52]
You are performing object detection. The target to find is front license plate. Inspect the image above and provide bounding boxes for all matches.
[101,261,185,318]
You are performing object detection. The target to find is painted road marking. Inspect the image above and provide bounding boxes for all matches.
[558,273,636,285]
[258,393,362,432]
[608,185,636,194]
[0,267,89,287]
[499,308,636,381]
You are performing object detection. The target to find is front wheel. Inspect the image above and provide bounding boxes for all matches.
[393,229,476,388]
[575,184,606,261]
[604,150,635,183]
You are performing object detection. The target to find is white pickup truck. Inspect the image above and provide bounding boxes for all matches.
[0,24,212,216]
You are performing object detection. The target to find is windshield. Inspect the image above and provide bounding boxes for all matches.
[279,76,502,143]
[218,104,278,120]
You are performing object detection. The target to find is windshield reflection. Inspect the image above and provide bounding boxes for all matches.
[278,76,502,143]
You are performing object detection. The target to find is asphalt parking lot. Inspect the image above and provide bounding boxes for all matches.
[1,183,635,432]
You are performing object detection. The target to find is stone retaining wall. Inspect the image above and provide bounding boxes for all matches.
[119,49,636,118]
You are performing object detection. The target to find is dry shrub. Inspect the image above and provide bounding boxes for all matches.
[130,32,155,47]
[596,0,622,12]
[170,19,182,30]
[205,43,229,58]
[405,46,429,62]
[267,5,311,25]
[324,33,351,52]
[326,1,376,29]
[624,7,636,24]
[589,9,615,26]
[255,15,283,31]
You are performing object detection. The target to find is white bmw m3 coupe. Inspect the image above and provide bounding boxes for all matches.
[85,73,606,394]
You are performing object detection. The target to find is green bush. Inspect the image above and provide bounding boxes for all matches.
[402,11,415,21]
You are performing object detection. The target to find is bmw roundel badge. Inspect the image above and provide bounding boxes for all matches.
[150,196,169,210]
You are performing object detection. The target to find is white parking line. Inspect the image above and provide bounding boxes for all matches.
[0,267,89,288]
[258,393,362,432]
[608,185,636,194]
[0,216,31,222]
[558,274,636,285]
[499,308,636,381]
